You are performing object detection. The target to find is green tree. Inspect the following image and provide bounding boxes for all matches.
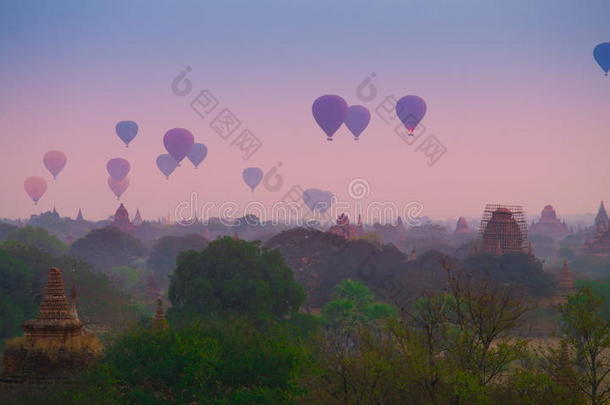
[69,226,146,271]
[0,248,36,342]
[168,237,304,324]
[559,287,610,405]
[87,320,310,404]
[5,226,67,257]
[146,234,208,287]
[321,279,397,330]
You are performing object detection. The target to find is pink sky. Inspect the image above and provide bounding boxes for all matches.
[1,2,609,222]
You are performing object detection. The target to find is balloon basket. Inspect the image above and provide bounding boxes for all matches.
[327,137,333,141]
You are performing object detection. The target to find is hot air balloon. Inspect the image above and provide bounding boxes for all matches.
[115,121,139,147]
[106,158,130,181]
[156,154,178,179]
[43,150,67,179]
[312,95,348,141]
[187,143,208,169]
[242,168,263,191]
[303,189,334,213]
[396,95,427,135]
[24,176,47,205]
[594,42,610,76]
[108,176,129,200]
[163,128,195,164]
[345,105,371,140]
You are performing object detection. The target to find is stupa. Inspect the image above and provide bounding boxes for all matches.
[328,213,363,240]
[585,201,610,256]
[529,205,569,239]
[595,201,609,233]
[151,299,169,332]
[1,268,101,384]
[454,217,472,234]
[132,208,143,226]
[553,260,575,305]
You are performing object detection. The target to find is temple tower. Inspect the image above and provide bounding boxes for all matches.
[479,204,528,255]
[553,260,575,305]
[152,299,169,332]
[1,268,101,385]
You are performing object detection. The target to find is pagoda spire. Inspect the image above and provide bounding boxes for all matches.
[76,208,84,222]
[152,298,168,331]
[595,200,609,232]
[22,268,83,338]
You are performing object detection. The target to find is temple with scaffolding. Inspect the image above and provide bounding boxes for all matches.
[477,204,529,255]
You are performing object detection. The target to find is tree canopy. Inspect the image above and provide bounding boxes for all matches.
[169,237,304,324]
[146,233,208,287]
[69,226,146,271]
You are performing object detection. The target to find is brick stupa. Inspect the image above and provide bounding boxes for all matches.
[1,268,101,385]
[553,260,575,305]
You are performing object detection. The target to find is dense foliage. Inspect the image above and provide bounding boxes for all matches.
[146,233,208,287]
[70,226,146,270]
[169,237,304,324]
[86,320,310,405]
[0,248,36,341]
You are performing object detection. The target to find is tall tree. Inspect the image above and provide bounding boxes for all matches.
[560,287,610,405]
[169,237,304,323]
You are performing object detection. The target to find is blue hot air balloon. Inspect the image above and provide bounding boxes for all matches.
[115,121,139,147]
[312,95,348,141]
[345,105,371,140]
[242,168,263,191]
[187,143,208,169]
[303,189,334,213]
[156,154,178,179]
[594,43,610,76]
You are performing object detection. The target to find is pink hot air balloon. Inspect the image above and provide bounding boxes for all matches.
[163,128,195,164]
[107,176,129,200]
[43,151,67,179]
[24,176,47,205]
[106,158,131,181]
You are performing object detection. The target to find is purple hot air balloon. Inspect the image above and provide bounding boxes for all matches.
[242,167,263,191]
[163,128,195,164]
[345,105,371,140]
[43,150,67,179]
[115,121,139,147]
[303,189,334,213]
[106,158,131,181]
[312,95,348,141]
[396,95,427,135]
[108,176,129,200]
[24,176,47,205]
[187,143,208,169]
[156,154,178,179]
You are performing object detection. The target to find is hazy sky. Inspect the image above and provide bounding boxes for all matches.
[1,0,609,222]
